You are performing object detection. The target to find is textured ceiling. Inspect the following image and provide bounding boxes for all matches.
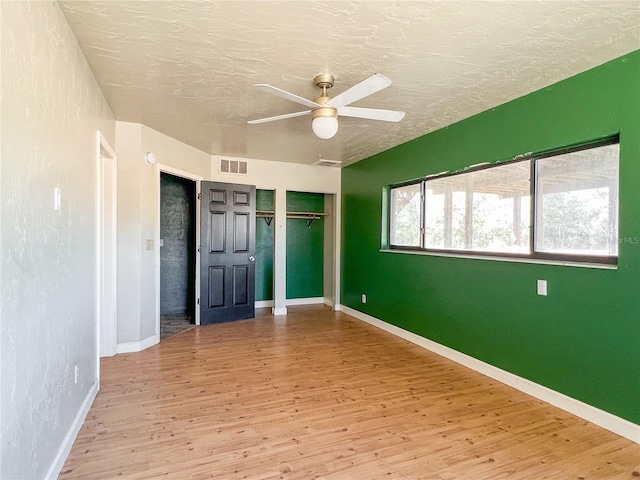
[59,1,640,166]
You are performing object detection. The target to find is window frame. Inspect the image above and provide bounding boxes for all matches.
[388,181,424,249]
[387,136,620,266]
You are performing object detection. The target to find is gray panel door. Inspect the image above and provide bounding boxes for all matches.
[200,181,256,324]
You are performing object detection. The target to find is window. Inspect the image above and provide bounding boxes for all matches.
[389,137,619,264]
[424,161,531,254]
[535,143,619,257]
[390,183,421,247]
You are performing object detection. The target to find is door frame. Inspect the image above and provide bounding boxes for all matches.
[96,131,117,364]
[156,165,202,336]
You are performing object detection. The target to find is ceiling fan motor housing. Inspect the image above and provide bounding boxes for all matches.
[312,74,337,120]
[311,95,338,120]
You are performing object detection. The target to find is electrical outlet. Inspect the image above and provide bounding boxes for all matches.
[361,294,367,303]
[74,364,79,384]
[537,279,547,296]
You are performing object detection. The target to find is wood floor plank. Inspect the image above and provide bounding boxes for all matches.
[60,305,640,479]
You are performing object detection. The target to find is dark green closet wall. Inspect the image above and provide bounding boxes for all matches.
[341,51,640,424]
[255,189,274,301]
[287,192,324,299]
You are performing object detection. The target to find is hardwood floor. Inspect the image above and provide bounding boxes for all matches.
[60,305,639,479]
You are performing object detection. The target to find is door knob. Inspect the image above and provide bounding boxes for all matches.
[249,255,256,262]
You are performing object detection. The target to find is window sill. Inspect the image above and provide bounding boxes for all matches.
[380,249,618,270]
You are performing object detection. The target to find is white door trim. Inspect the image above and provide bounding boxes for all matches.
[97,131,117,364]
[156,165,203,340]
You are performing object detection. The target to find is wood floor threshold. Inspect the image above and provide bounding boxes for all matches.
[60,305,640,479]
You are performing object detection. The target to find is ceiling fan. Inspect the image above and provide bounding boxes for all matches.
[247,74,405,139]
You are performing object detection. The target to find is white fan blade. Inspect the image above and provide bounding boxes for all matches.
[254,84,322,109]
[328,74,392,109]
[338,106,405,122]
[247,110,311,124]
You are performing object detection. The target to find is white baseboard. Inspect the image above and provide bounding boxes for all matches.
[116,333,159,354]
[286,297,324,306]
[257,298,326,310]
[340,305,640,444]
[45,380,99,479]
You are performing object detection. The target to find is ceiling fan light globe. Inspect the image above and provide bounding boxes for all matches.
[312,116,338,139]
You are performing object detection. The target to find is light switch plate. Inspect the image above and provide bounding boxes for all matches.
[54,187,61,211]
[537,279,547,296]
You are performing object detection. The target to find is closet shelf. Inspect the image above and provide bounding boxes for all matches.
[256,210,274,226]
[256,210,328,227]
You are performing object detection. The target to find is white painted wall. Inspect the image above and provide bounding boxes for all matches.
[115,122,144,346]
[0,2,115,478]
[211,155,341,194]
[143,126,211,178]
[115,122,210,351]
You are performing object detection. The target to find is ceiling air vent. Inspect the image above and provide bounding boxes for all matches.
[312,157,342,168]
[219,158,248,175]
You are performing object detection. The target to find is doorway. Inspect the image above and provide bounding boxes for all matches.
[160,172,197,339]
[98,132,117,358]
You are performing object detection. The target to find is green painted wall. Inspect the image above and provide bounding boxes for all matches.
[287,191,324,299]
[341,51,640,424]
[255,189,274,301]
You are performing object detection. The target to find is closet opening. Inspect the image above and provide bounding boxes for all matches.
[286,191,325,303]
[254,189,336,310]
[255,189,275,307]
